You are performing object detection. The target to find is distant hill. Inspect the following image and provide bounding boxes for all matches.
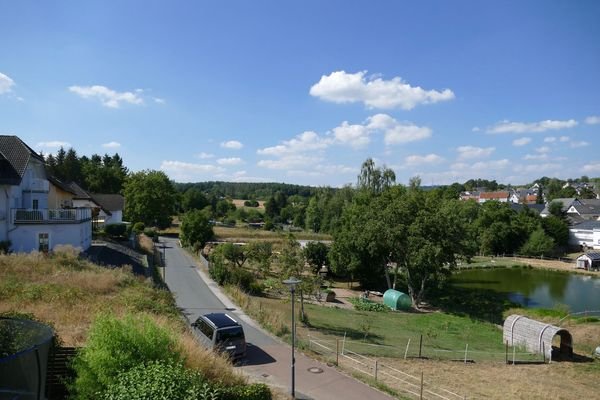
[175,181,320,199]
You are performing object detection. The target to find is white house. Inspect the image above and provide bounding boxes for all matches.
[0,136,92,252]
[568,220,600,250]
[69,182,125,228]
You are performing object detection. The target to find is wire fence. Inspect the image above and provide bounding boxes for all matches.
[304,333,545,400]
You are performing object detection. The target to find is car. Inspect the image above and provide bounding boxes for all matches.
[191,313,247,360]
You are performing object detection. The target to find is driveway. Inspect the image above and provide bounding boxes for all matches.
[160,236,393,400]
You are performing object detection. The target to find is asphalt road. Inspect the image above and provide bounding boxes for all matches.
[160,236,393,400]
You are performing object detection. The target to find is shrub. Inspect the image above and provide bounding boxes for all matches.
[102,360,217,400]
[71,313,181,399]
[104,223,127,238]
[208,262,231,286]
[243,200,259,207]
[228,268,254,291]
[220,383,272,400]
[133,222,146,234]
[247,281,264,296]
[0,240,11,254]
[143,228,157,238]
[348,297,388,312]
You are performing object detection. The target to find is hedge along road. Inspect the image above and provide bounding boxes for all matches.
[159,236,394,400]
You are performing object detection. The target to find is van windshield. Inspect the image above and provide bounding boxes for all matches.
[216,327,244,343]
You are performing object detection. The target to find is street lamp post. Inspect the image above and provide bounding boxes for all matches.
[283,277,301,400]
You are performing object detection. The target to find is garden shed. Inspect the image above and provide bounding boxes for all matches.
[503,315,573,360]
[383,289,412,310]
[576,253,600,271]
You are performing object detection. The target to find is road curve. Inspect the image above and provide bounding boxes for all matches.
[160,236,394,400]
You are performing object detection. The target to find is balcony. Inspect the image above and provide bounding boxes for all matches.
[11,208,92,224]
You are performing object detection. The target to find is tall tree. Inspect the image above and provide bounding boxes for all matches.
[180,210,214,249]
[123,170,178,229]
[356,158,395,194]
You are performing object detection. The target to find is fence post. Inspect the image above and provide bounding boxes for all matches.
[464,344,468,364]
[420,371,424,400]
[342,332,347,356]
[336,339,339,365]
[419,334,423,358]
[374,360,378,381]
[404,338,411,359]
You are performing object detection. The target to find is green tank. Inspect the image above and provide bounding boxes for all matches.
[383,289,412,310]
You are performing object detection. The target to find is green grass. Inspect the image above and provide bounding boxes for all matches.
[461,256,529,269]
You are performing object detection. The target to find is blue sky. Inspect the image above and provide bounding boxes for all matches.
[1,1,599,186]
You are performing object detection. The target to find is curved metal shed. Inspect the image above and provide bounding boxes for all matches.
[383,289,412,310]
[503,315,573,360]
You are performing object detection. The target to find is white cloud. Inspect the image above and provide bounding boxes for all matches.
[536,146,551,153]
[472,127,481,132]
[486,119,577,134]
[37,141,71,148]
[257,154,323,170]
[450,159,510,172]
[220,140,243,150]
[456,145,495,160]
[216,157,243,166]
[160,160,225,181]
[585,116,600,125]
[0,72,15,94]
[196,152,215,159]
[69,85,144,108]
[570,141,589,148]
[102,141,121,149]
[404,154,445,166]
[582,162,600,173]
[559,136,570,142]
[153,97,166,104]
[515,163,562,174]
[543,137,556,143]
[523,153,548,161]
[365,114,431,145]
[258,131,331,155]
[309,70,455,110]
[331,122,371,149]
[513,137,532,146]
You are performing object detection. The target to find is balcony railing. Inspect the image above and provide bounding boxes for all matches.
[11,208,92,224]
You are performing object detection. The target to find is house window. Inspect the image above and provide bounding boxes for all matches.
[33,199,39,209]
[38,233,49,252]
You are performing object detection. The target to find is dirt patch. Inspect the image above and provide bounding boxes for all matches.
[232,199,265,210]
[501,256,600,276]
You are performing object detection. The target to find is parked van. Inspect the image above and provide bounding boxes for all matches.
[192,313,247,360]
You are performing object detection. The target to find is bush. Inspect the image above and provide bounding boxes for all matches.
[144,228,157,238]
[220,383,272,400]
[209,262,231,286]
[243,200,259,207]
[102,360,216,400]
[247,281,264,296]
[133,222,146,234]
[104,223,127,238]
[0,240,11,254]
[71,313,181,399]
[348,297,388,312]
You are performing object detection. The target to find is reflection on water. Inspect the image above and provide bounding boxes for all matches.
[451,268,600,313]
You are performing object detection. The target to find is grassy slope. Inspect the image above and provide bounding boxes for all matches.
[0,247,243,386]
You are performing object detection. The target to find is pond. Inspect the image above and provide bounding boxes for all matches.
[451,267,600,313]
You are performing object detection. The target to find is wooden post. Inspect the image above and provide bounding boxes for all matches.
[420,371,424,400]
[336,339,339,365]
[404,338,411,359]
[419,334,423,358]
[374,360,378,381]
[464,344,468,364]
[342,332,347,355]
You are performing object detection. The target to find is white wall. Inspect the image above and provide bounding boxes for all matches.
[9,222,92,253]
[569,228,600,250]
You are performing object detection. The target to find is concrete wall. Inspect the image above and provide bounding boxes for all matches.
[9,222,92,253]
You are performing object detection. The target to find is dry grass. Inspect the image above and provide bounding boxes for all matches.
[225,286,290,337]
[357,358,600,400]
[0,248,245,387]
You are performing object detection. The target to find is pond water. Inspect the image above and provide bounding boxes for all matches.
[451,268,600,313]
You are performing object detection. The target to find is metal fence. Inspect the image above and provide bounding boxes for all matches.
[305,333,545,400]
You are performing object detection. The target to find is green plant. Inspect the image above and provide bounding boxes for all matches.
[71,313,181,399]
[105,223,127,238]
[102,360,216,400]
[219,383,272,400]
[348,297,387,312]
[143,228,157,237]
[133,222,146,234]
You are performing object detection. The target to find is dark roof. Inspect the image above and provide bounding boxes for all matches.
[580,253,600,261]
[90,194,124,212]
[509,203,545,214]
[0,135,45,185]
[68,182,91,199]
[201,313,240,329]
[570,220,600,231]
[47,175,78,195]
